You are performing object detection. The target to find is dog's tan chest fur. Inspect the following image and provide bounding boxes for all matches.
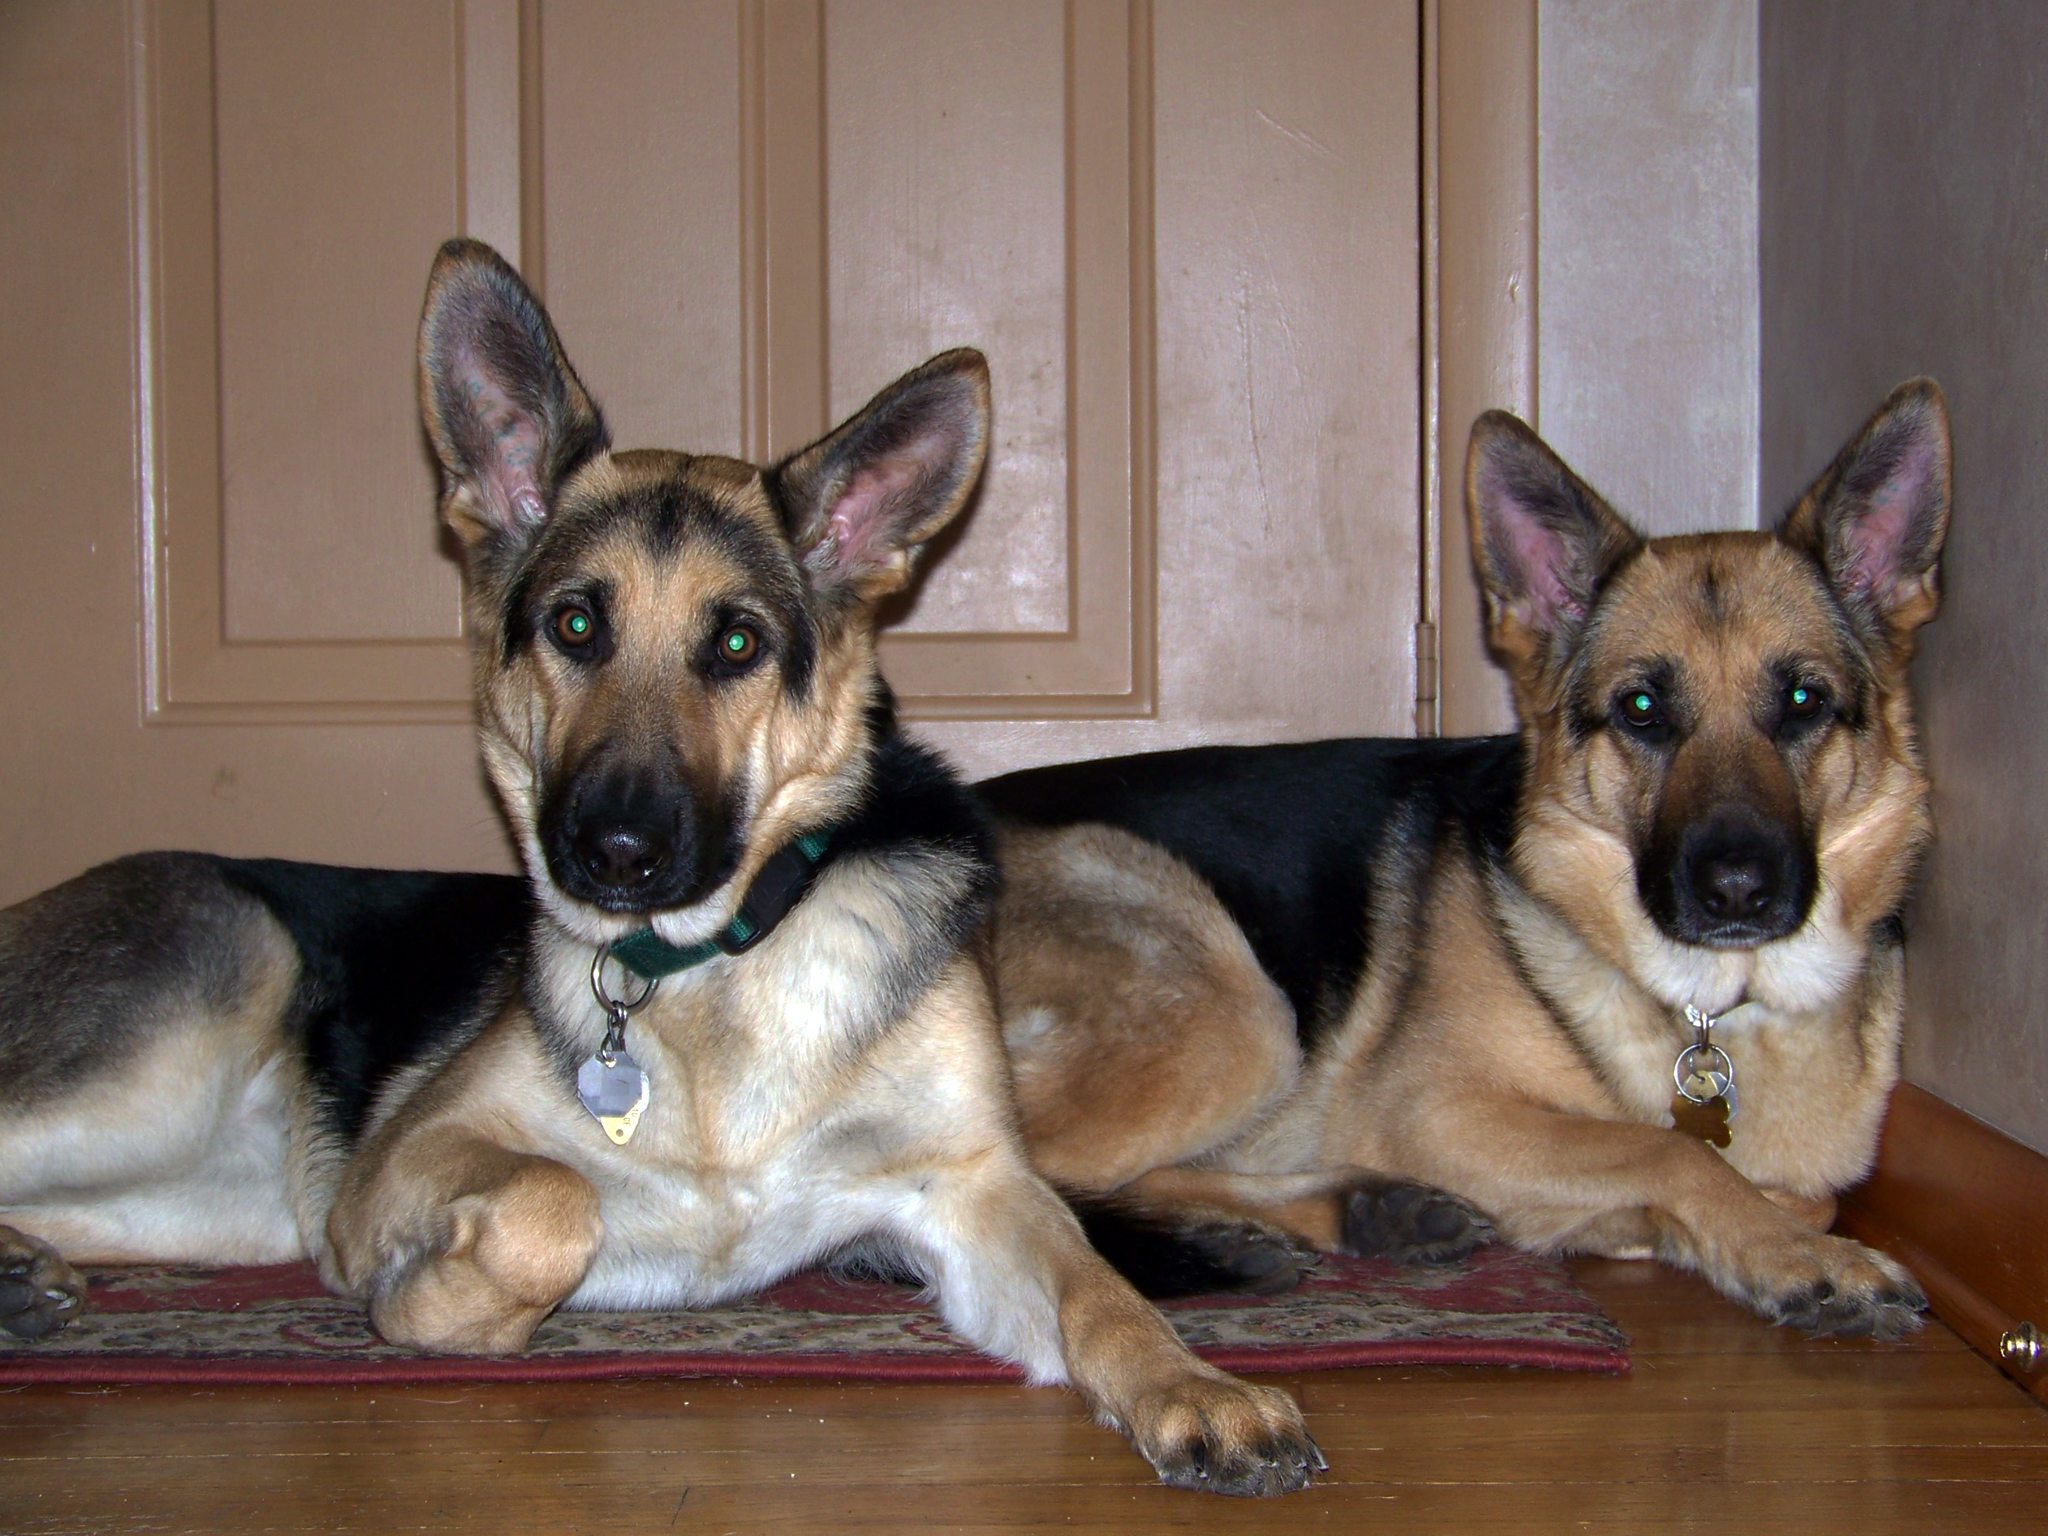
[1490,869,1900,1198]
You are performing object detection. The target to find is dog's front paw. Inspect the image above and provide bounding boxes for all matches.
[0,1224,85,1341]
[1340,1175,1494,1264]
[1745,1233,1927,1340]
[1131,1372,1325,1497]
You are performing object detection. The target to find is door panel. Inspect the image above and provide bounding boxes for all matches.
[538,0,747,457]
[212,0,466,645]
[827,0,1072,639]
[0,0,1429,906]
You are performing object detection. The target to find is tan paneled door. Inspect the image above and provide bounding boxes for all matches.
[0,1,1530,907]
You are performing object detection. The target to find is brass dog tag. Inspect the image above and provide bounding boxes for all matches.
[1671,1091,1732,1148]
[578,1048,650,1145]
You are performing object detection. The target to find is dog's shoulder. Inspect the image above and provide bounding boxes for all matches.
[835,709,998,919]
[758,713,1000,1041]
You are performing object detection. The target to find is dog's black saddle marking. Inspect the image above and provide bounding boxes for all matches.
[215,859,530,1143]
[978,735,1524,1051]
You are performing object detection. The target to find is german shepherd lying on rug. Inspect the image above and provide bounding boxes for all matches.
[983,381,1948,1340]
[0,241,1328,1495]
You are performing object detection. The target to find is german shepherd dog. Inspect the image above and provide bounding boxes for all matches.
[0,241,1326,1495]
[982,381,1948,1339]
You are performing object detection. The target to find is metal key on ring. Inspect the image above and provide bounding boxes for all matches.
[1671,1006,1738,1148]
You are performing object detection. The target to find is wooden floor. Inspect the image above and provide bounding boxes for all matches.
[1,1259,2042,1535]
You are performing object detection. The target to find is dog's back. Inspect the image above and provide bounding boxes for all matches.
[982,734,1520,1047]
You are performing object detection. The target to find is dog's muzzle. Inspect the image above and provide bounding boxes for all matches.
[1642,806,1817,948]
[541,760,731,913]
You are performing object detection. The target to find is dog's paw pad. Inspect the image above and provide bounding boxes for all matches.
[0,1227,85,1341]
[1340,1176,1494,1264]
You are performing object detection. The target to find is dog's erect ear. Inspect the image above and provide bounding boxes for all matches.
[1782,378,1951,652]
[770,349,991,608]
[417,239,609,560]
[1466,411,1644,676]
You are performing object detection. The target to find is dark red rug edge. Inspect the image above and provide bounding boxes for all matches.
[0,1335,1628,1389]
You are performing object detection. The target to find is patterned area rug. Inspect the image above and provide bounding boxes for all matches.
[0,1246,1628,1385]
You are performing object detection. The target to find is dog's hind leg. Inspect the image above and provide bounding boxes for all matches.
[0,855,310,1337]
[993,825,1301,1190]
[0,1226,83,1340]
[1105,1165,1495,1268]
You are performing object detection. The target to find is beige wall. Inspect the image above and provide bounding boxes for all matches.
[1761,0,2048,1154]
[1450,0,1761,735]
[1538,0,1759,535]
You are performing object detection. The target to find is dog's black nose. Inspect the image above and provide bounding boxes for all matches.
[1692,849,1776,920]
[541,754,731,912]
[1642,805,1816,947]
[575,822,669,893]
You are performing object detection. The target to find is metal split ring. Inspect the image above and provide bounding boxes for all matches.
[590,946,657,1015]
[1673,1041,1735,1103]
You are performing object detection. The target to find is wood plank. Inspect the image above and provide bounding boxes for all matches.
[1840,1081,2048,1403]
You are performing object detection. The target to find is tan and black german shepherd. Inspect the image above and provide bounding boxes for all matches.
[982,381,1949,1339]
[0,240,1327,1495]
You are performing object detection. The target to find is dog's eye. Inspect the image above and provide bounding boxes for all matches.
[1619,688,1664,731]
[552,604,598,649]
[1781,681,1831,731]
[716,624,761,669]
[1785,682,1826,720]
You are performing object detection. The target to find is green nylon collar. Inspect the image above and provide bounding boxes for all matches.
[607,828,835,981]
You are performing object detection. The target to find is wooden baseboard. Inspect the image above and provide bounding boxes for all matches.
[1837,1081,2048,1404]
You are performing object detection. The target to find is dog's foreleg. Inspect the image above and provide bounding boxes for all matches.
[1421,1096,1925,1338]
[326,1134,602,1356]
[898,1154,1324,1497]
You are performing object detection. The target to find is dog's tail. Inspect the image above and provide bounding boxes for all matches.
[1064,1192,1314,1299]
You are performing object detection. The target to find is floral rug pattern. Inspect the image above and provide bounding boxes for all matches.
[0,1245,1628,1385]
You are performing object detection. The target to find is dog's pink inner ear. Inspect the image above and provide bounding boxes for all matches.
[1482,468,1586,635]
[812,455,931,582]
[1841,435,1940,604]
[452,347,549,533]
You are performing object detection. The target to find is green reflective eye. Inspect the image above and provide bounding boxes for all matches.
[1622,689,1659,727]
[1786,683,1825,720]
[720,626,759,665]
[553,606,596,647]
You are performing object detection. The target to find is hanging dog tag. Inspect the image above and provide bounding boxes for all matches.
[1670,1090,1733,1148]
[1671,1027,1737,1148]
[578,1047,650,1145]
